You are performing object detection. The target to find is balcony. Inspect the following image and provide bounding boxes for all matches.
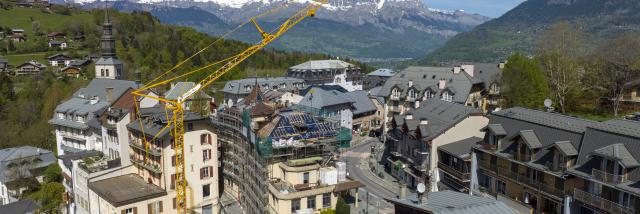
[129,140,162,156]
[495,166,567,198]
[592,168,627,183]
[130,157,162,174]
[438,162,470,181]
[478,160,497,171]
[573,188,635,214]
[406,96,417,102]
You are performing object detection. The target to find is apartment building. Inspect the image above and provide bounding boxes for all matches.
[385,99,487,189]
[126,105,220,214]
[566,119,640,214]
[437,137,481,192]
[286,60,364,92]
[472,107,597,214]
[376,64,502,129]
[268,160,362,214]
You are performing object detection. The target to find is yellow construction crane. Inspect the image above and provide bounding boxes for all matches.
[131,1,327,213]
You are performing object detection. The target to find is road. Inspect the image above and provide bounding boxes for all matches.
[343,139,405,213]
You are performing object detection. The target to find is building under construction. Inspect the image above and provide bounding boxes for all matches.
[213,85,356,213]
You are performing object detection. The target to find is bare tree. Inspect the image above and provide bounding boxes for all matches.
[589,34,640,116]
[536,21,583,113]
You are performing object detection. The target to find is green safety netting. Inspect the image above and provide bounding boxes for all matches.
[257,136,273,157]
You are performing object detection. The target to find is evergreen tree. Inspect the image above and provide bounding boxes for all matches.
[501,53,550,109]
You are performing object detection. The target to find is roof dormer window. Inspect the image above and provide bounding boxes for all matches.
[441,91,452,102]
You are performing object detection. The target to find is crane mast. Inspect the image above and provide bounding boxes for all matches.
[132,1,327,213]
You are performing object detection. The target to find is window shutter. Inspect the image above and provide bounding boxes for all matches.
[208,150,212,160]
[171,156,175,166]
[207,134,212,144]
[200,134,205,144]
[209,166,214,176]
[133,207,138,214]
[148,203,152,214]
[200,168,204,179]
[159,201,163,212]
[170,174,175,190]
[172,198,176,209]
[121,210,125,214]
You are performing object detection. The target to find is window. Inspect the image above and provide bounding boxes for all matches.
[100,69,104,77]
[203,149,212,161]
[322,193,331,208]
[441,91,452,102]
[496,180,506,195]
[171,174,176,189]
[202,184,211,198]
[424,90,434,100]
[303,172,310,184]
[201,166,212,179]
[171,155,176,166]
[148,201,162,214]
[106,69,109,77]
[200,134,212,145]
[291,199,301,213]
[124,208,134,214]
[307,196,316,210]
[187,123,193,131]
[408,89,416,99]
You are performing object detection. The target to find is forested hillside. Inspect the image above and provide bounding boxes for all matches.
[0,3,368,150]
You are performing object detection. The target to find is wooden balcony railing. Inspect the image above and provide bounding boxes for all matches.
[495,166,568,198]
[438,162,470,181]
[573,188,635,214]
[592,168,627,183]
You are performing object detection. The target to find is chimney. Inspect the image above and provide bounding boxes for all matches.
[438,79,446,89]
[405,114,413,120]
[106,87,114,103]
[408,80,413,87]
[399,182,407,200]
[414,100,420,109]
[462,65,474,77]
[453,66,461,74]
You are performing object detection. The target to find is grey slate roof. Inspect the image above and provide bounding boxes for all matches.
[73,78,139,104]
[298,87,353,109]
[386,190,517,214]
[0,199,39,214]
[471,63,502,89]
[89,174,167,207]
[127,105,204,138]
[368,68,396,77]
[289,60,354,70]
[489,108,596,157]
[47,53,70,60]
[513,130,543,149]
[398,99,481,141]
[341,90,376,115]
[378,66,472,103]
[164,82,211,100]
[0,146,56,182]
[552,141,578,156]
[439,137,482,158]
[95,57,123,65]
[222,77,304,95]
[589,144,639,168]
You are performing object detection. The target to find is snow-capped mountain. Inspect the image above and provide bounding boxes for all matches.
[73,0,490,59]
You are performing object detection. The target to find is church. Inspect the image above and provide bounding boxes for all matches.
[94,10,124,79]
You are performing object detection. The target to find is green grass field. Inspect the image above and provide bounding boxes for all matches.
[0,7,93,36]
[4,52,47,65]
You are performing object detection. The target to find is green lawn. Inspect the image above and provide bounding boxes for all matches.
[0,7,93,37]
[4,52,47,65]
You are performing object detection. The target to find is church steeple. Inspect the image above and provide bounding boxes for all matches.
[100,9,116,58]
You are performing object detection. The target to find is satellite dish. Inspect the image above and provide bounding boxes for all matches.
[544,99,553,108]
[417,183,426,194]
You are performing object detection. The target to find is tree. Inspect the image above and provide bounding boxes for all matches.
[30,182,64,211]
[501,53,550,109]
[536,21,583,113]
[43,163,62,183]
[335,196,350,214]
[320,209,336,214]
[32,20,42,36]
[586,34,640,116]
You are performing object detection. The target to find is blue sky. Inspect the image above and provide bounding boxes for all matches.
[423,0,525,18]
